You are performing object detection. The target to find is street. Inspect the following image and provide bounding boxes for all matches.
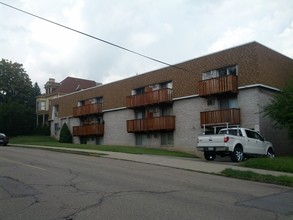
[0,146,292,220]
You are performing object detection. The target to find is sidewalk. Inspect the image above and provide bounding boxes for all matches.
[9,144,293,177]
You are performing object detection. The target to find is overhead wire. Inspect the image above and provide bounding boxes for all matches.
[0,1,193,74]
[0,1,237,90]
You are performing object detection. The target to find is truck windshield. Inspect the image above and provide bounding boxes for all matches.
[219,129,242,136]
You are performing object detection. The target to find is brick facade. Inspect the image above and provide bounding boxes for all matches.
[49,42,293,156]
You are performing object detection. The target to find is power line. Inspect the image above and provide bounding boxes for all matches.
[0,1,193,74]
[0,1,237,90]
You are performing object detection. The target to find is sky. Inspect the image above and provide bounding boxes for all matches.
[1,0,293,93]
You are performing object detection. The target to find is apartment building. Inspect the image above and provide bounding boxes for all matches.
[36,77,98,127]
[49,42,293,156]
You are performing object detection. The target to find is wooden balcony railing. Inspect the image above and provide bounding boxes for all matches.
[73,124,104,136]
[200,108,240,127]
[127,116,175,133]
[198,75,238,96]
[73,103,103,117]
[126,88,173,108]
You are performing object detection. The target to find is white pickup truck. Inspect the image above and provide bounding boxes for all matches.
[197,127,275,162]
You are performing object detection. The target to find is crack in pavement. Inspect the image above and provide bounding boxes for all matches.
[8,195,40,218]
[0,176,41,198]
[62,189,180,220]
[237,190,293,215]
[0,176,41,219]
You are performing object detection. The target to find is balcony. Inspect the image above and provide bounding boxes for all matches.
[200,108,240,127]
[126,88,173,108]
[198,75,238,97]
[127,116,175,133]
[73,103,103,117]
[73,124,104,136]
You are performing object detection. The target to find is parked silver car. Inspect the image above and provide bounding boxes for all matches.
[0,133,8,146]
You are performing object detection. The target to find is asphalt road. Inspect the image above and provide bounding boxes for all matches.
[0,147,292,220]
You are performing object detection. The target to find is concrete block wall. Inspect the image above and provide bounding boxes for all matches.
[238,88,260,129]
[70,117,81,144]
[173,97,204,154]
[137,133,162,148]
[103,109,134,146]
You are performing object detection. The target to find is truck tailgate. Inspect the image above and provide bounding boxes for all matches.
[197,134,226,148]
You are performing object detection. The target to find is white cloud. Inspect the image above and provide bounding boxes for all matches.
[63,0,84,28]
[128,32,158,49]
[277,21,293,57]
[0,0,293,92]
[208,27,255,53]
[162,23,173,34]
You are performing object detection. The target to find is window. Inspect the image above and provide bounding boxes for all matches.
[219,129,242,136]
[136,134,142,145]
[203,70,219,80]
[95,97,103,104]
[80,137,87,144]
[161,106,173,116]
[41,101,46,110]
[37,101,46,111]
[135,110,145,119]
[202,65,237,80]
[78,101,85,106]
[131,87,144,95]
[207,97,215,106]
[54,123,59,135]
[245,130,254,138]
[245,130,264,141]
[96,137,102,145]
[136,87,145,95]
[218,68,227,77]
[253,132,264,141]
[132,81,173,95]
[151,84,160,91]
[53,105,59,117]
[227,66,237,75]
[219,96,238,109]
[161,132,174,146]
[160,81,173,89]
[135,134,146,145]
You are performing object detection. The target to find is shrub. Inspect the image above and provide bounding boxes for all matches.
[34,125,50,135]
[59,123,72,143]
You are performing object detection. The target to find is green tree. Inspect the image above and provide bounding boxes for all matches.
[59,123,72,143]
[0,59,41,136]
[0,102,35,136]
[31,82,42,108]
[0,59,34,104]
[264,78,293,139]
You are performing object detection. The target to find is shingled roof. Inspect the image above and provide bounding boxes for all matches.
[55,76,97,93]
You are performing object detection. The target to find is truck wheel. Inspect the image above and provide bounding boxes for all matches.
[204,152,216,161]
[266,148,275,158]
[231,146,243,162]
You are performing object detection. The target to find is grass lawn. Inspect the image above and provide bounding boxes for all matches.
[222,168,293,187]
[242,157,293,173]
[9,135,197,158]
[221,157,293,187]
